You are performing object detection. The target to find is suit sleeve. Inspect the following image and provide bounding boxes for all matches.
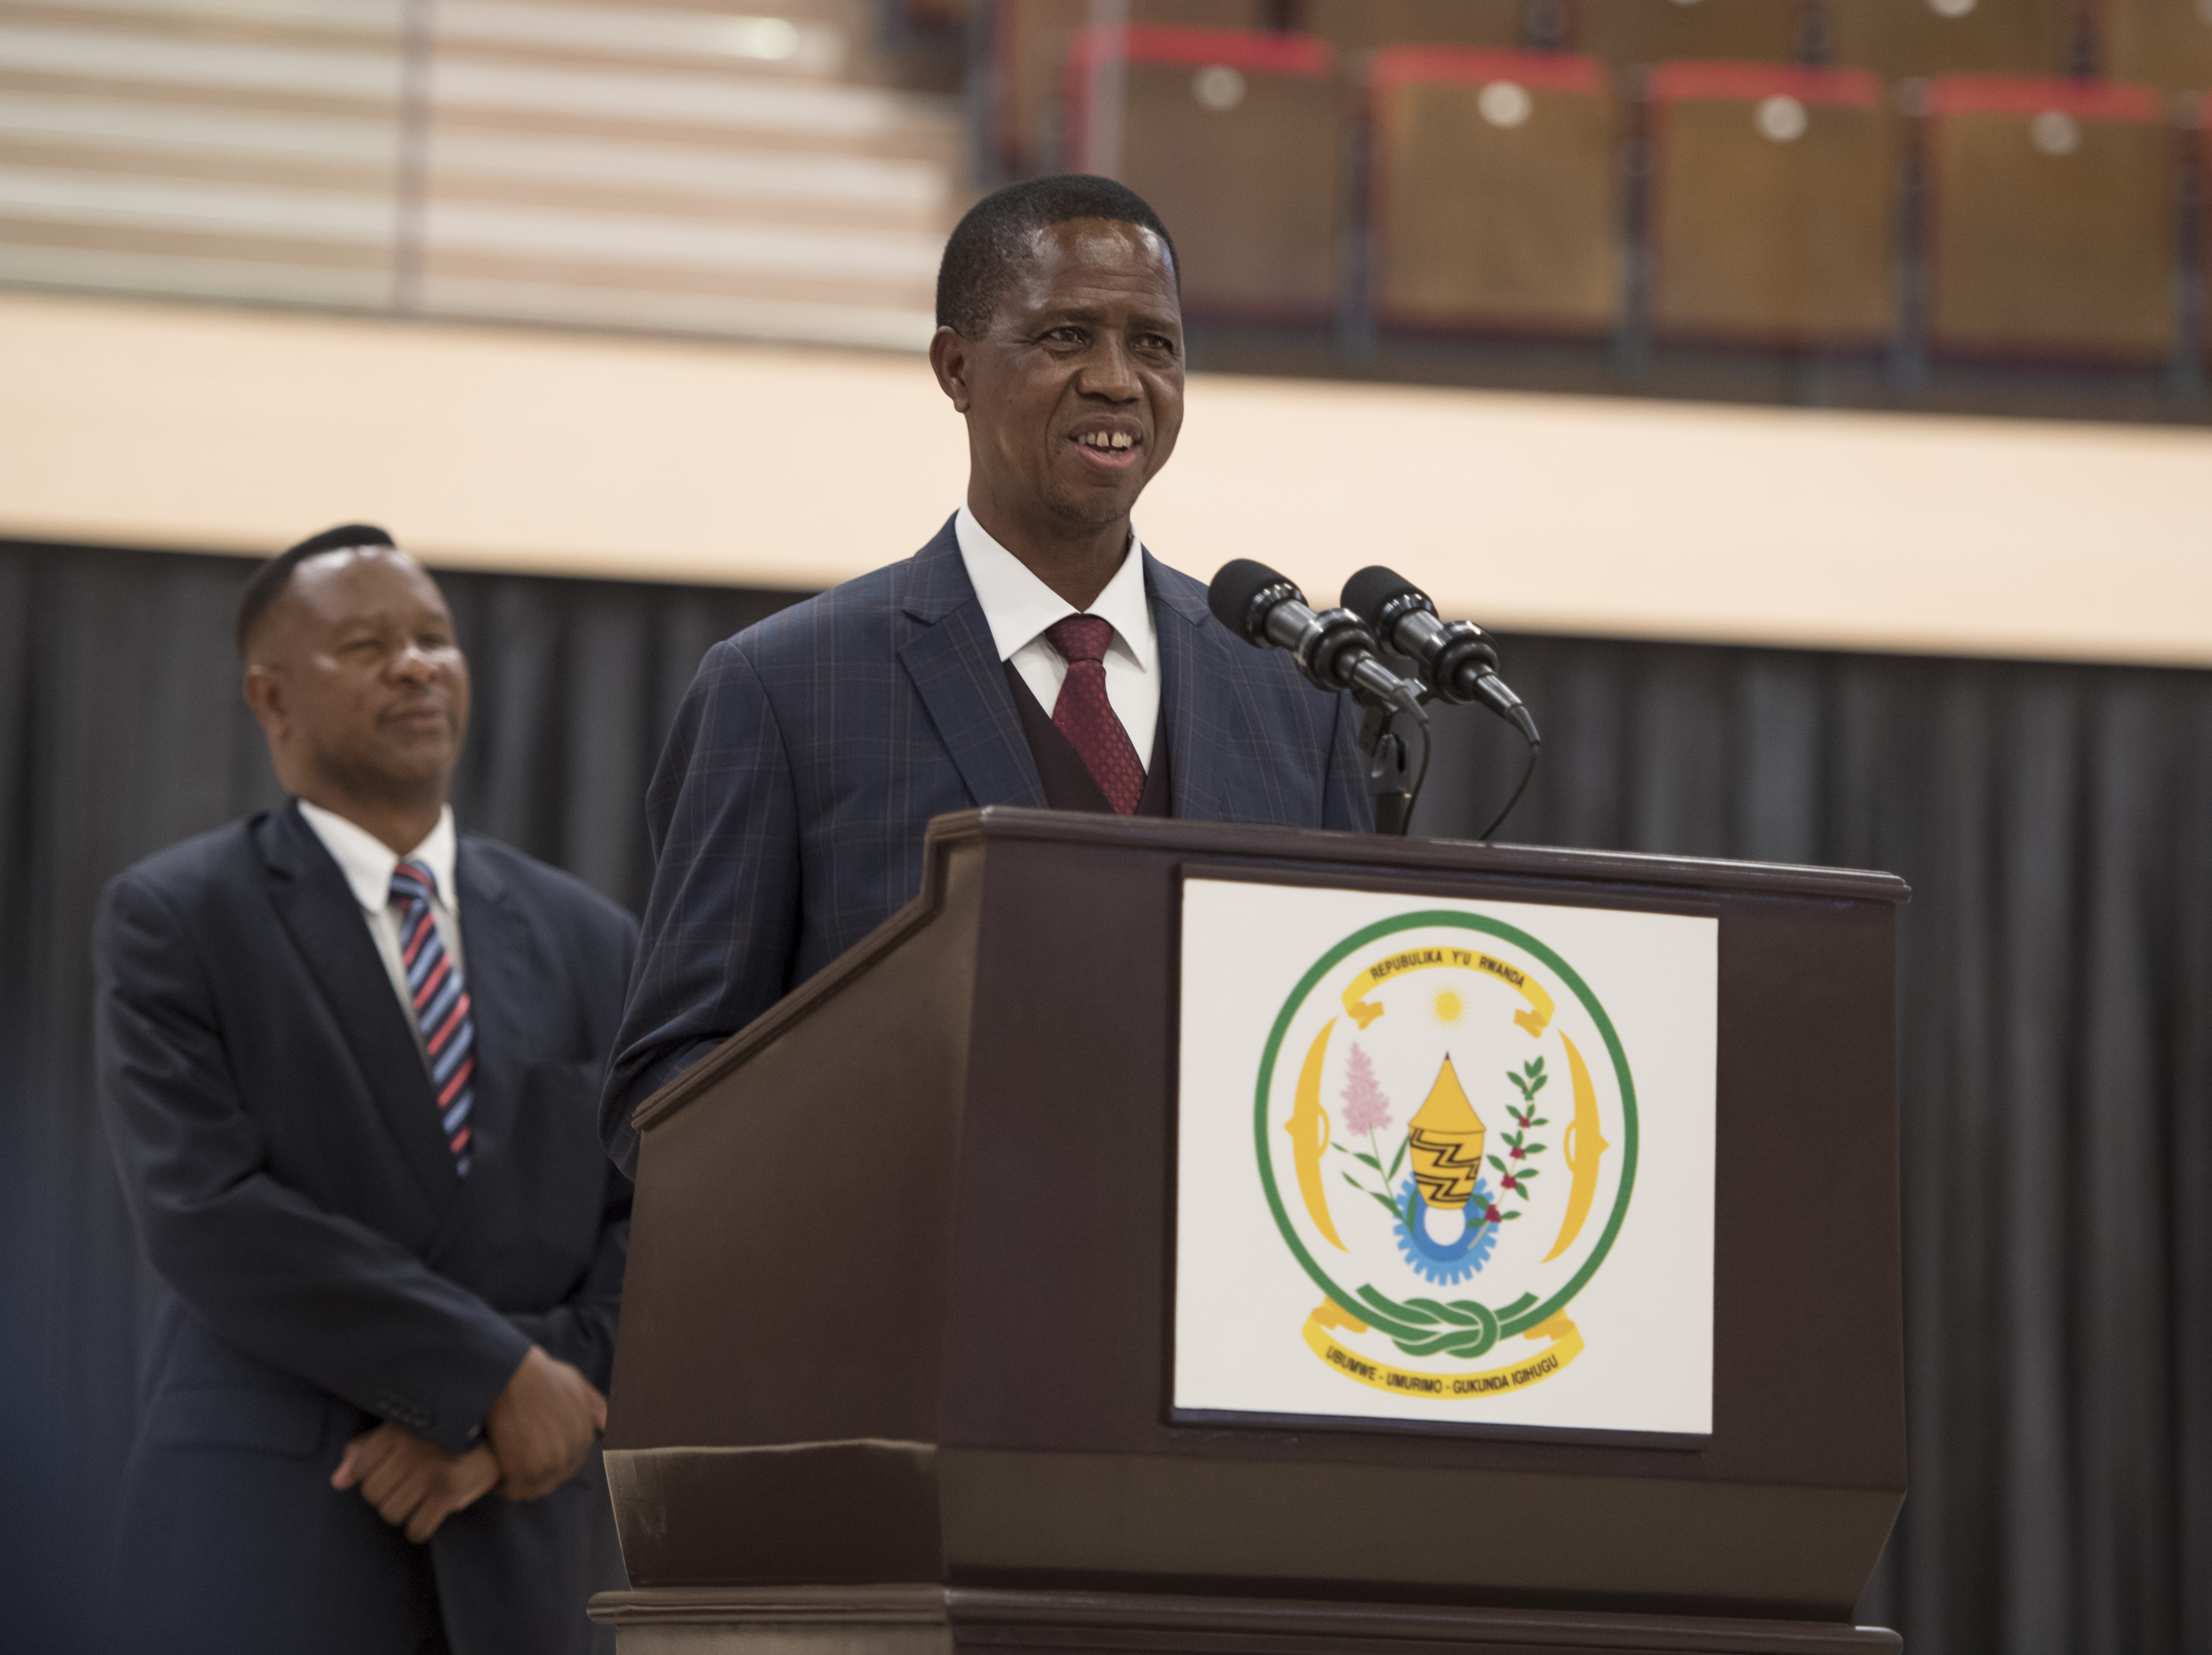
[601,638,803,1177]
[502,1164,629,1392]
[1322,689,1377,833]
[95,873,532,1455]
[508,907,637,1392]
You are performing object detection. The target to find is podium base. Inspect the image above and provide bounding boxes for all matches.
[586,1586,1899,1655]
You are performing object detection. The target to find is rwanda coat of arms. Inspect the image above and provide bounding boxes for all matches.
[1175,879,1718,1436]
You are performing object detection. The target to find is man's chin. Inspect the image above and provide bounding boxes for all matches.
[1045,477,1147,531]
[361,738,460,792]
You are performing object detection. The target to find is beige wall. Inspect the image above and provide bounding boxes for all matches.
[5,290,2210,666]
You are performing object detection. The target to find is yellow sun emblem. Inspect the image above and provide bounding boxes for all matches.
[1431,987,1465,1025]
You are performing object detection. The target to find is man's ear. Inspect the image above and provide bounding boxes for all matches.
[928,326,973,414]
[243,664,285,737]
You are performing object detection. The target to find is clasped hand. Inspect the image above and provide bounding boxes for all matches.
[331,1346,606,1541]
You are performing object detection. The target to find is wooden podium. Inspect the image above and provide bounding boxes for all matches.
[593,809,1908,1654]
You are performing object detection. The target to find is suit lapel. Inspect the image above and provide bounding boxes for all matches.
[897,520,1047,809]
[1147,553,1289,824]
[450,838,527,1180]
[259,803,459,1214]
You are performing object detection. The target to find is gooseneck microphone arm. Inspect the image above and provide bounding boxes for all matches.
[1342,565,1542,840]
[1208,559,1431,836]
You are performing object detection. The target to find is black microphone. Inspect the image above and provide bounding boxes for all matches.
[1208,560,1426,721]
[1342,565,1539,748]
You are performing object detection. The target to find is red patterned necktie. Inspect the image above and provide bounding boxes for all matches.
[390,858,475,1174]
[1045,614,1145,815]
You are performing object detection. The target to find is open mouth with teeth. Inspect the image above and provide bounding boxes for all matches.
[1073,428,1142,467]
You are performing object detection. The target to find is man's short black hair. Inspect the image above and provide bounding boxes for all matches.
[235,522,396,659]
[935,174,1179,340]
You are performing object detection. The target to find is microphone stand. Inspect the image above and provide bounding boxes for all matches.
[1358,701,1424,837]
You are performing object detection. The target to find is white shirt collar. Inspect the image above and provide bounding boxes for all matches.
[954,502,1157,672]
[297,800,460,915]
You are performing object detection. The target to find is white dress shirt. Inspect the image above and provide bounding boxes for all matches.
[297,800,462,1059]
[954,502,1160,767]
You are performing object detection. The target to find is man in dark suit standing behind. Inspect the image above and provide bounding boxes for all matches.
[601,175,1371,1175]
[96,525,635,1654]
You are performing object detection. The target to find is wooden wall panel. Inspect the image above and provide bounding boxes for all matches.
[1577,0,1800,65]
[990,0,1264,175]
[2101,0,2212,94]
[1306,0,1531,57]
[1831,0,2073,79]
[1649,63,1896,346]
[1074,27,1342,319]
[1372,48,1619,336]
[1924,75,2173,362]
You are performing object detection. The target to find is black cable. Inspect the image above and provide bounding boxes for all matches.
[1478,728,1542,842]
[1396,712,1435,836]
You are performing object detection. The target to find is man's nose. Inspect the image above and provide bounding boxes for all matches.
[1078,336,1142,400]
[390,643,437,682]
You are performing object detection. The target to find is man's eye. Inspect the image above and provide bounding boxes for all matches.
[1045,327,1086,345]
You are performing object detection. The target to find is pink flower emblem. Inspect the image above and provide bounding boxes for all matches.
[1340,1042,1393,1137]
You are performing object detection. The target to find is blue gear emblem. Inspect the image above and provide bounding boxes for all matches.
[1394,1174,1499,1285]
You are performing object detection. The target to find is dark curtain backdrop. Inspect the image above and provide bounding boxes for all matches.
[4,536,2207,1654]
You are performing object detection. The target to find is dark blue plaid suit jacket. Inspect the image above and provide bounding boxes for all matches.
[600,517,1371,1173]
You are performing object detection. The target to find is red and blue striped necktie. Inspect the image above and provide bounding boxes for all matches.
[390,858,474,1175]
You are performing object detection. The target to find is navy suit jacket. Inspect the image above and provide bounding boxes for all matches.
[95,801,635,1655]
[602,518,1371,1174]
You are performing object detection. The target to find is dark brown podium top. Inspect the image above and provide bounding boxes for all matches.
[607,811,1907,1625]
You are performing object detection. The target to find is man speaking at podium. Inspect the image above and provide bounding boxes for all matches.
[603,176,1370,1174]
